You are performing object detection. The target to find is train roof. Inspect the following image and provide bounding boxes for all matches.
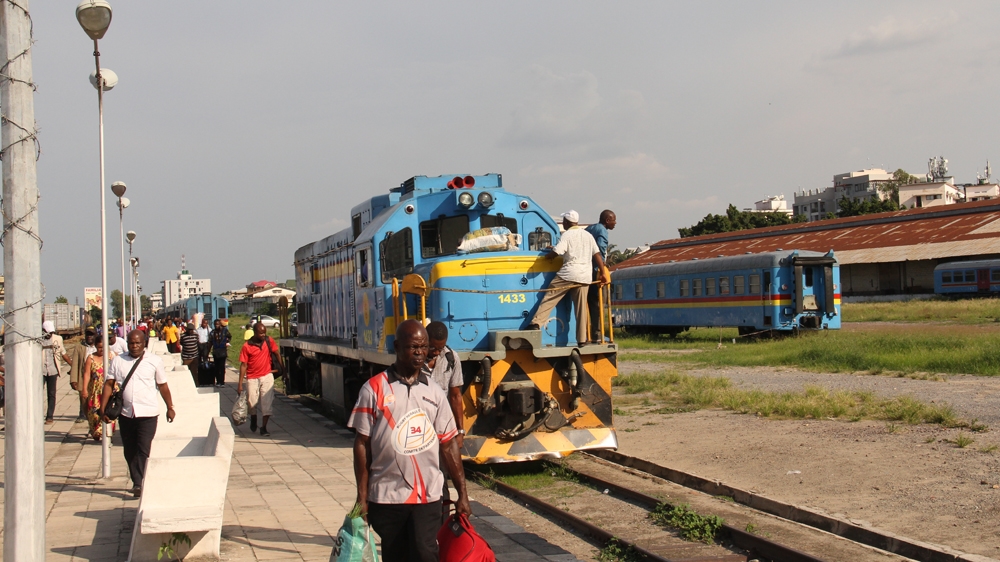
[933,259,1000,271]
[611,249,836,279]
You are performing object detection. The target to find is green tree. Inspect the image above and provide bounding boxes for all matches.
[108,289,133,320]
[878,168,917,205]
[836,194,899,218]
[140,294,152,315]
[678,204,804,238]
[54,295,68,304]
[606,244,640,266]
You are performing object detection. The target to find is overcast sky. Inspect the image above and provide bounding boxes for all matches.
[21,1,1000,305]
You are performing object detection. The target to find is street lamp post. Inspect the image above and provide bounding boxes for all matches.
[77,0,114,480]
[113,182,128,330]
[127,230,136,323]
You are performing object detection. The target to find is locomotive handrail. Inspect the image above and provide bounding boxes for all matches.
[393,275,615,343]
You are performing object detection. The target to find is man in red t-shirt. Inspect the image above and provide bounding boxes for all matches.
[237,323,282,436]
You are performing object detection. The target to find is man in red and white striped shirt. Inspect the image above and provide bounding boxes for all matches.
[349,320,470,562]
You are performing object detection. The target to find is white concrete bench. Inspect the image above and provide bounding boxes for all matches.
[155,370,221,439]
[128,416,235,562]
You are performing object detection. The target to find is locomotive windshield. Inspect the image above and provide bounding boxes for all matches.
[420,215,470,258]
[380,227,414,282]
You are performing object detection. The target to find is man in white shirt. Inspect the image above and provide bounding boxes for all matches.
[528,210,611,345]
[101,330,176,498]
[107,330,128,357]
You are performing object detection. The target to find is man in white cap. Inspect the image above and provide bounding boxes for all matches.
[41,320,71,425]
[527,210,611,345]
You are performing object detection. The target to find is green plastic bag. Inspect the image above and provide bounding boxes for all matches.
[331,515,379,562]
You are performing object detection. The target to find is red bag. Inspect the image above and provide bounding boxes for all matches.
[437,513,495,562]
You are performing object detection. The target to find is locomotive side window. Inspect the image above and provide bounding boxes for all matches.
[356,249,372,287]
[481,214,518,233]
[942,271,952,283]
[656,281,665,298]
[635,284,644,299]
[528,229,552,251]
[804,268,814,287]
[380,227,414,282]
[693,278,702,296]
[706,277,716,296]
[719,277,730,295]
[420,216,470,258]
[734,275,745,295]
[749,274,760,294]
[680,279,689,297]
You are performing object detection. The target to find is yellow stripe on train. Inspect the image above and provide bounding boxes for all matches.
[431,256,560,283]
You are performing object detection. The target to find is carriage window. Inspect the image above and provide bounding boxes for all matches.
[965,270,976,283]
[656,281,665,298]
[218,307,227,319]
[804,268,814,287]
[680,279,690,297]
[614,284,623,300]
[311,264,320,293]
[706,278,716,296]
[635,284,644,299]
[480,214,518,233]
[749,274,760,294]
[356,249,372,287]
[719,277,730,295]
[296,302,311,324]
[528,228,552,251]
[942,271,952,283]
[992,270,1000,282]
[734,276,745,295]
[693,278,702,296]
[380,227,414,282]
[420,216,470,258]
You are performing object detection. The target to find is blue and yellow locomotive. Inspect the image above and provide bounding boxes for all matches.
[282,173,618,463]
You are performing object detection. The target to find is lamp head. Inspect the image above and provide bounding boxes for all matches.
[89,69,118,91]
[76,0,112,40]
[111,181,126,197]
[126,230,136,242]
[117,196,129,210]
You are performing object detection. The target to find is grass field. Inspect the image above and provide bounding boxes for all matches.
[841,297,1000,324]
[612,370,980,428]
[617,323,1000,376]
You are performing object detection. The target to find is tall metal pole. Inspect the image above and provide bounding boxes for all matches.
[118,203,126,329]
[1,1,45,559]
[95,39,112,479]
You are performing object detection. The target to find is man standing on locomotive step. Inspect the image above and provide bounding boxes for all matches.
[349,320,470,562]
[585,210,616,343]
[528,210,611,345]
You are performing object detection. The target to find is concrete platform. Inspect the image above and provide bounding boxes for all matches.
[0,365,579,561]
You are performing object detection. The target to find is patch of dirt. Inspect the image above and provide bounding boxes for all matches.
[613,405,1000,559]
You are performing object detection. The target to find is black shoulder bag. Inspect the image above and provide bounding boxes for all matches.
[104,355,143,421]
[266,337,286,379]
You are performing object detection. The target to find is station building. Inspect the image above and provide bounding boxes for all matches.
[631,198,1000,297]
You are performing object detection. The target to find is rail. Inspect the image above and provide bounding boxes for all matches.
[391,273,614,343]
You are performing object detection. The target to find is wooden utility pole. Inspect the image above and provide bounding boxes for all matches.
[1,0,46,559]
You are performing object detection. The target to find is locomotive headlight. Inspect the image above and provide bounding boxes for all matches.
[458,192,474,208]
[519,200,529,210]
[478,191,494,207]
[404,204,415,214]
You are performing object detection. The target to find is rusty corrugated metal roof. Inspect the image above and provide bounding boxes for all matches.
[616,199,1000,270]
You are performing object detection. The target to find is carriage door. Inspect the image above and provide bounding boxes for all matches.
[977,269,990,292]
[762,270,772,327]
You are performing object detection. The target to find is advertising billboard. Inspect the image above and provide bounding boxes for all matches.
[84,287,102,310]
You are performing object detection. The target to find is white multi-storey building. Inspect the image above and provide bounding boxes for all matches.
[161,257,211,307]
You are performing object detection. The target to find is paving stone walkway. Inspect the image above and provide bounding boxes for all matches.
[0,365,579,561]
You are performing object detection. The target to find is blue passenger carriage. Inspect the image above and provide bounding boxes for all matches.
[611,250,841,335]
[283,173,619,463]
[161,294,231,325]
[934,259,1000,295]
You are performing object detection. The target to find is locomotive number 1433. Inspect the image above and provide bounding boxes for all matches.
[497,293,526,304]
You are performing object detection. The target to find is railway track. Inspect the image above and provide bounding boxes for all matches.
[470,450,992,562]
